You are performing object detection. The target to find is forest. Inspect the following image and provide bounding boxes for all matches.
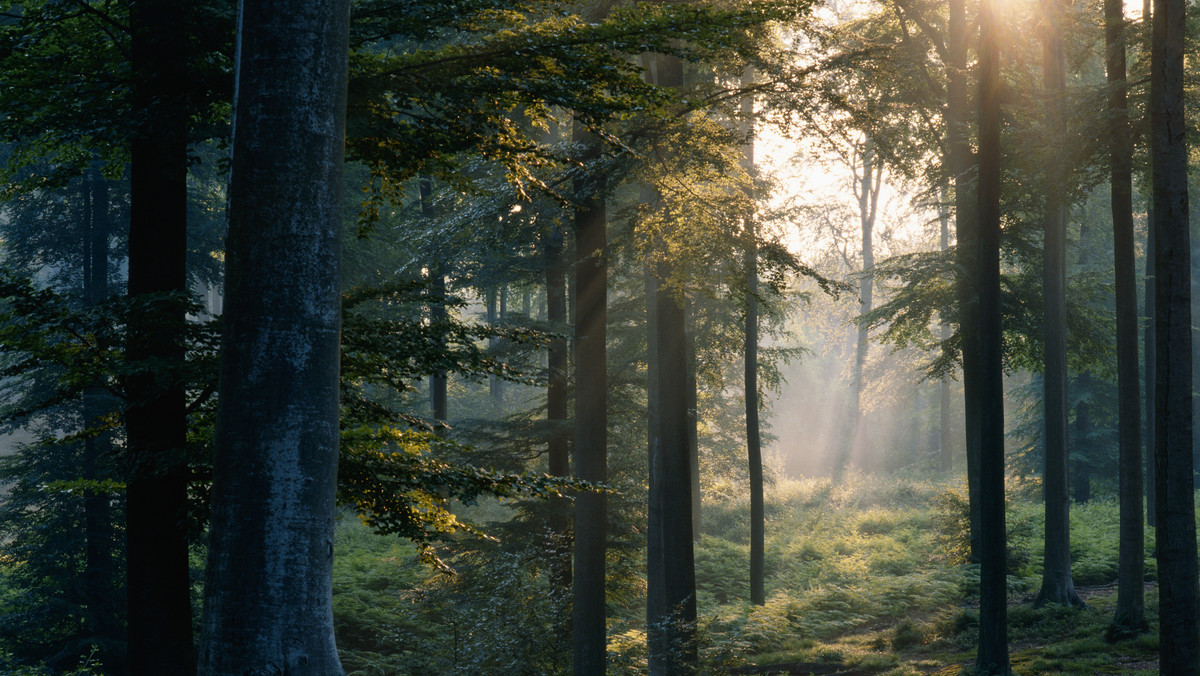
[0,0,1196,674]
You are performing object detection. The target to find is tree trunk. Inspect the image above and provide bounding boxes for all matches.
[741,67,764,606]
[1104,0,1145,634]
[686,297,701,540]
[938,182,954,475]
[949,0,983,562]
[572,121,608,676]
[1071,388,1092,505]
[1150,0,1199,670]
[126,0,194,671]
[546,212,571,594]
[976,0,1010,671]
[198,1,350,672]
[1035,0,1083,608]
[82,166,120,671]
[645,50,697,675]
[840,136,881,478]
[421,177,448,427]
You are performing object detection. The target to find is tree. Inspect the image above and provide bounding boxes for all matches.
[1103,0,1144,636]
[1149,0,1198,670]
[741,65,765,607]
[975,0,1010,671]
[645,49,698,674]
[198,0,350,672]
[572,118,609,675]
[948,0,983,563]
[1034,0,1083,610]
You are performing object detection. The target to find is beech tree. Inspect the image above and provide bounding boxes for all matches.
[1034,0,1083,610]
[975,0,1009,671]
[1104,0,1144,637]
[1149,0,1198,670]
[198,0,350,672]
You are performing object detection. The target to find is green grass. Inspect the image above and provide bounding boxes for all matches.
[327,474,1163,674]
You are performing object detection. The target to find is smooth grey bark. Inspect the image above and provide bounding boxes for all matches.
[976,0,1010,671]
[645,50,697,675]
[1104,0,1145,635]
[1035,0,1083,609]
[572,122,608,676]
[948,0,983,562]
[198,0,350,673]
[126,0,194,670]
[1150,0,1199,670]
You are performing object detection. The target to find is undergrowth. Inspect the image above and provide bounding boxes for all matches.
[326,473,1161,674]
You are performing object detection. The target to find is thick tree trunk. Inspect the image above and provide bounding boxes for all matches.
[198,1,350,672]
[126,1,194,672]
[949,0,983,562]
[1036,0,1083,608]
[1150,0,1199,670]
[645,50,697,675]
[976,0,1010,671]
[572,122,608,676]
[1104,0,1145,634]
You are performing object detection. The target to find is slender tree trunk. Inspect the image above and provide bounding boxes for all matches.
[1104,0,1145,634]
[949,0,983,561]
[976,0,1010,671]
[645,50,696,675]
[82,166,120,671]
[1142,0,1158,535]
[1150,0,1199,670]
[840,137,881,476]
[939,182,954,475]
[1071,385,1092,505]
[740,67,764,606]
[126,1,194,671]
[572,121,608,676]
[198,0,350,672]
[685,298,701,540]
[546,215,571,594]
[1035,0,1083,608]
[421,177,448,427]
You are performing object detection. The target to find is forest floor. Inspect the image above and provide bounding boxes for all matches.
[738,581,1159,675]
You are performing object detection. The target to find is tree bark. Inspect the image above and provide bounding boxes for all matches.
[1104,0,1145,633]
[948,0,983,562]
[645,50,697,675]
[1150,0,1199,670]
[126,0,194,671]
[1035,0,1083,609]
[572,121,608,676]
[976,0,1010,671]
[741,68,764,607]
[198,0,350,672]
